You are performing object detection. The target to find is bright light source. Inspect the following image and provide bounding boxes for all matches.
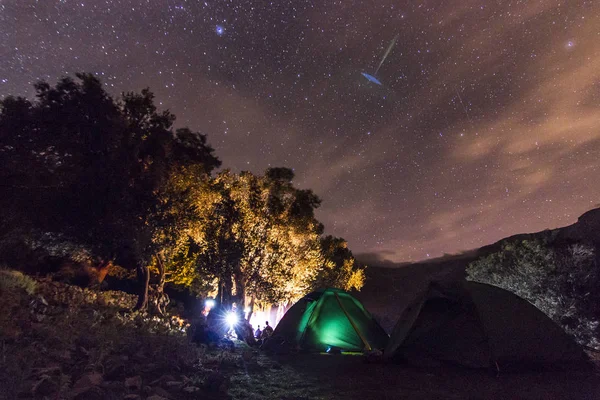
[225,312,238,327]
[205,299,216,309]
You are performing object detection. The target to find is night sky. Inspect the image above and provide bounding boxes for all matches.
[2,1,600,264]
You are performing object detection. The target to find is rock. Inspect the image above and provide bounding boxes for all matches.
[3,325,22,341]
[271,362,282,370]
[133,350,147,362]
[73,372,103,390]
[125,375,143,390]
[142,362,158,372]
[105,363,126,380]
[32,375,58,396]
[72,386,105,400]
[152,386,172,398]
[165,381,183,389]
[204,371,229,393]
[123,395,141,400]
[150,374,175,386]
[101,380,124,392]
[142,385,153,395]
[241,349,256,363]
[71,373,104,398]
[77,346,90,357]
[37,295,49,306]
[218,338,235,351]
[97,295,107,306]
[31,365,61,378]
[183,386,201,393]
[146,396,167,400]
[58,349,72,361]
[104,358,126,380]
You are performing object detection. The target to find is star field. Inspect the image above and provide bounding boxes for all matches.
[1,1,600,263]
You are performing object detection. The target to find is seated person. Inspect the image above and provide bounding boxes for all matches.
[261,321,274,339]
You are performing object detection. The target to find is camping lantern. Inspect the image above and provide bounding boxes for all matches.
[225,311,238,328]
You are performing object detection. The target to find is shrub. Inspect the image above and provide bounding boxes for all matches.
[466,239,600,349]
[0,268,37,295]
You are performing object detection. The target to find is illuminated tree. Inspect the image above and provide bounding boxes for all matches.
[183,168,326,314]
[0,73,364,316]
[313,236,365,292]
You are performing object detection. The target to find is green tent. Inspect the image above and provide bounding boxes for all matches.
[384,281,589,369]
[272,288,389,352]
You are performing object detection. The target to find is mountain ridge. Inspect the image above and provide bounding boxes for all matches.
[355,206,600,332]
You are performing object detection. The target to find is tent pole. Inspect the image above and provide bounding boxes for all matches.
[334,292,372,351]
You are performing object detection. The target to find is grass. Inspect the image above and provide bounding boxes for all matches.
[0,272,207,399]
[1,269,599,400]
[0,268,37,294]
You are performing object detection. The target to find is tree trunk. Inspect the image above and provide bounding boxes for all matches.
[218,274,234,309]
[156,253,166,293]
[134,264,150,311]
[217,278,223,305]
[154,253,168,315]
[246,296,255,322]
[233,270,245,309]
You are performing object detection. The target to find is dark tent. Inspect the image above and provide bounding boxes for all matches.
[270,288,389,352]
[384,281,589,369]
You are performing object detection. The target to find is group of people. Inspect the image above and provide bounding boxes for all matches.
[253,321,274,341]
[190,299,279,348]
[231,317,275,347]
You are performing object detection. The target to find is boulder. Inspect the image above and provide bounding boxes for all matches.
[32,375,58,396]
[151,386,173,398]
[204,371,229,393]
[73,372,103,389]
[71,373,104,398]
[72,386,105,400]
[150,374,175,386]
[183,385,201,393]
[165,381,183,389]
[125,375,143,391]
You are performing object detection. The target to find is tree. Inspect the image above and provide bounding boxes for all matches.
[313,236,365,292]
[164,167,368,317]
[0,74,220,310]
[184,168,326,315]
[466,239,600,349]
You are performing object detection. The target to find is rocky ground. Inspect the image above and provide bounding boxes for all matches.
[0,270,233,399]
[1,269,599,400]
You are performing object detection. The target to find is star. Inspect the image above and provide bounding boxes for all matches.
[0,1,598,264]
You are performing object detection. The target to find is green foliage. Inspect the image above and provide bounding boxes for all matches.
[466,239,600,349]
[0,269,37,295]
[313,236,365,292]
[189,169,327,306]
[139,166,365,306]
[0,277,198,399]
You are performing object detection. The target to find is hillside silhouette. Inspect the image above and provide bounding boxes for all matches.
[357,207,600,332]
